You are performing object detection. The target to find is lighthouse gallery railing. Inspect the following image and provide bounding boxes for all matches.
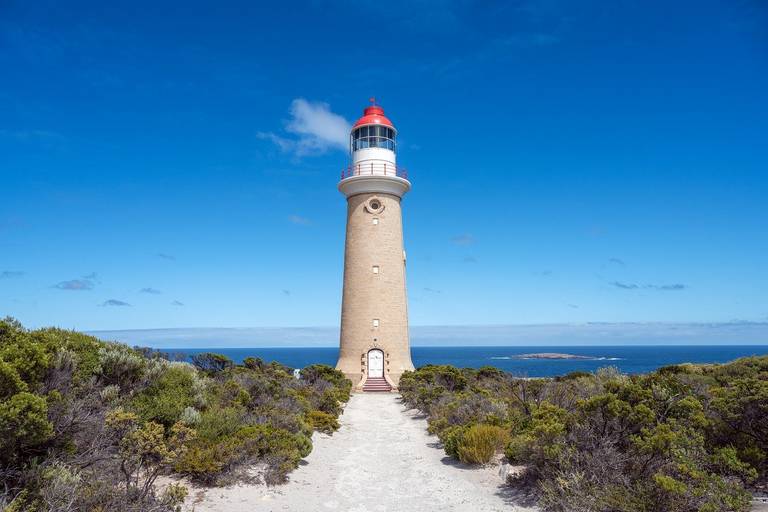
[340,163,409,180]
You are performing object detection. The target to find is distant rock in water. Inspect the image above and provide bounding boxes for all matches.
[512,352,594,360]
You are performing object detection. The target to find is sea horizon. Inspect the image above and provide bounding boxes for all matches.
[86,322,768,349]
[158,345,768,378]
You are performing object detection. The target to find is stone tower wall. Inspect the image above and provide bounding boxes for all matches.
[336,191,414,390]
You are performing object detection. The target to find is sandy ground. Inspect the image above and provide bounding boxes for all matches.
[182,393,538,512]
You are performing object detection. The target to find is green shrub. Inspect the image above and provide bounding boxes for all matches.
[98,343,146,389]
[439,425,467,458]
[243,356,265,370]
[555,371,592,381]
[455,424,510,464]
[33,328,103,383]
[0,392,54,463]
[504,433,534,463]
[130,365,197,427]
[179,406,202,426]
[195,406,245,440]
[175,424,312,484]
[0,359,27,399]
[301,364,352,403]
[307,410,339,433]
[174,438,232,482]
[99,384,121,403]
[191,352,234,374]
[413,365,468,391]
[0,320,50,386]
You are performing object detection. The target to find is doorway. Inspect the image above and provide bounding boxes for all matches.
[367,349,384,378]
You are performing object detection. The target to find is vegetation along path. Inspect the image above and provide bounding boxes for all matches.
[188,393,538,512]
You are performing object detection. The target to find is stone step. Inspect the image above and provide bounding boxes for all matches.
[363,377,392,392]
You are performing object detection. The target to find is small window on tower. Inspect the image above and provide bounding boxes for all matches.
[373,319,380,328]
[372,266,380,274]
[372,218,379,225]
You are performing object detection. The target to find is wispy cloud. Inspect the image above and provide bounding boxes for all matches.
[1,271,24,279]
[611,281,687,291]
[611,281,639,290]
[157,253,176,261]
[647,283,687,291]
[171,300,184,306]
[451,233,475,246]
[100,299,131,307]
[288,214,311,226]
[140,287,162,294]
[54,279,94,291]
[258,98,350,157]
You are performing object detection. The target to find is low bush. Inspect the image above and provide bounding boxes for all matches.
[456,424,510,464]
[191,352,234,374]
[130,363,199,427]
[306,410,340,433]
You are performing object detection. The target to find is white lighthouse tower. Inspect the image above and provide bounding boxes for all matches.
[335,101,414,392]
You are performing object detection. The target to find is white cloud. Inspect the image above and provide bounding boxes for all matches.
[100,299,131,307]
[259,98,351,157]
[288,214,311,226]
[54,279,94,291]
[451,233,476,246]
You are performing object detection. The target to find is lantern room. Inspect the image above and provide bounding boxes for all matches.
[340,101,408,186]
[348,103,398,170]
[351,125,396,152]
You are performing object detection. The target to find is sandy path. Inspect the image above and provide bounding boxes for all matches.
[186,393,538,512]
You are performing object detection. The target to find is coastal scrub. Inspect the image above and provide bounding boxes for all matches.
[400,360,768,512]
[0,318,351,511]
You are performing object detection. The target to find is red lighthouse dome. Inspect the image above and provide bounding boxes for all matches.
[353,104,394,129]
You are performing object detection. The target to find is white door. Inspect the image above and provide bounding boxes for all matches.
[368,349,384,378]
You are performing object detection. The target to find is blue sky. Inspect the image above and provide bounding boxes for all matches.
[1,0,767,340]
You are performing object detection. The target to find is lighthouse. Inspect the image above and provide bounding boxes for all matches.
[336,101,414,392]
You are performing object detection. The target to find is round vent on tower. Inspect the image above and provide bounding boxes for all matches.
[366,198,384,214]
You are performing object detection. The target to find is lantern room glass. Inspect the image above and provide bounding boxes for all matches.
[351,125,396,152]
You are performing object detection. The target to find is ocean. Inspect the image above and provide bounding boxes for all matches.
[162,345,768,377]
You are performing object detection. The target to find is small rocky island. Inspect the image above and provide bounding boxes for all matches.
[512,352,593,360]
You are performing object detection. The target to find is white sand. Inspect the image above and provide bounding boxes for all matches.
[183,393,539,512]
